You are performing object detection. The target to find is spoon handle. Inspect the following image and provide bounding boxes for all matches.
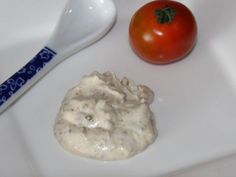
[0,47,57,114]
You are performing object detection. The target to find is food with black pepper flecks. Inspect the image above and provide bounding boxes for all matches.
[54,71,157,161]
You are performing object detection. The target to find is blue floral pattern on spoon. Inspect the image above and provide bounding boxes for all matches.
[0,47,56,106]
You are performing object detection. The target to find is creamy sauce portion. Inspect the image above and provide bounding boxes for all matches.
[54,71,157,161]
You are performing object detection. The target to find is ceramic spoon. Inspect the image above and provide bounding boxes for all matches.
[0,0,116,114]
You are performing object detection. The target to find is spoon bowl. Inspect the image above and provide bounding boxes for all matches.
[48,0,116,59]
[0,0,116,114]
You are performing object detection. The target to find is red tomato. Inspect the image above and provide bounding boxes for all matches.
[129,0,197,64]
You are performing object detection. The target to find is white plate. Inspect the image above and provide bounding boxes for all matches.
[1,0,236,177]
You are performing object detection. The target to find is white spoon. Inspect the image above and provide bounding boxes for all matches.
[0,0,116,114]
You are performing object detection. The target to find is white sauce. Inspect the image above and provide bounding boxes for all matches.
[54,71,157,161]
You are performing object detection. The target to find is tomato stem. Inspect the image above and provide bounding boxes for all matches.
[155,6,176,24]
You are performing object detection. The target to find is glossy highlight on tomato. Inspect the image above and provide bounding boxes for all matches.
[129,0,197,64]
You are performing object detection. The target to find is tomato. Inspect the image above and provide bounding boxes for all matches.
[129,0,197,64]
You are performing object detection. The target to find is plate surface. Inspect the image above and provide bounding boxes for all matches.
[1,0,236,177]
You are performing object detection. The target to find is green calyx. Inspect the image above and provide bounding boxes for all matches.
[155,6,176,24]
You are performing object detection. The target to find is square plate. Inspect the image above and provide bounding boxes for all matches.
[1,0,236,177]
